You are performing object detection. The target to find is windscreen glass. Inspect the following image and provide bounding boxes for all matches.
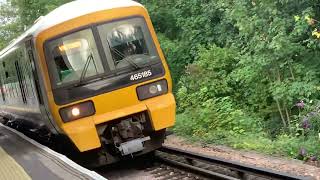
[97,17,159,70]
[46,17,161,89]
[47,29,104,86]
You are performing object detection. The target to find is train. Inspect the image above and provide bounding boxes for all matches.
[0,0,175,166]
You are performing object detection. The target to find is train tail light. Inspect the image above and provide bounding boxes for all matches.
[136,79,168,100]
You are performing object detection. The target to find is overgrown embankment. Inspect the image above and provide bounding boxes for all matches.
[140,0,320,160]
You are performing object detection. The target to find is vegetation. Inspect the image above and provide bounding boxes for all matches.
[140,0,320,160]
[1,0,320,160]
[0,0,71,49]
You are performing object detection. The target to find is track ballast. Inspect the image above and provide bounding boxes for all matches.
[153,146,310,180]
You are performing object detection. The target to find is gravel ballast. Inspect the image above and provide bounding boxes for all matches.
[164,135,320,180]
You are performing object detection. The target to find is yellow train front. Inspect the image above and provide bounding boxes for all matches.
[0,0,175,166]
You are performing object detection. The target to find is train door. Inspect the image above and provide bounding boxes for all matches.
[25,40,43,105]
[0,68,5,102]
[14,60,27,104]
[25,40,60,134]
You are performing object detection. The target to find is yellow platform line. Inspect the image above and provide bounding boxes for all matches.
[0,147,31,180]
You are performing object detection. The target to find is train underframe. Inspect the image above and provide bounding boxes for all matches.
[0,111,166,167]
[79,111,166,167]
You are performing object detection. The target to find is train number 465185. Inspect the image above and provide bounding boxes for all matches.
[130,70,152,81]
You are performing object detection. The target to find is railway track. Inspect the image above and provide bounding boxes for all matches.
[2,119,311,180]
[150,146,310,180]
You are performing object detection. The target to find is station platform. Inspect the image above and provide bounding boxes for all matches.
[0,123,106,180]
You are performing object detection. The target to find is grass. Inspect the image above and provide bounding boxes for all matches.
[173,114,320,160]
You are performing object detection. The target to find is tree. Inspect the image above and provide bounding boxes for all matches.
[0,0,72,49]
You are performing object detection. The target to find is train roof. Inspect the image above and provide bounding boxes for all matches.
[0,0,143,58]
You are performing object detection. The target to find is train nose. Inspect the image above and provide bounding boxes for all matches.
[61,93,175,152]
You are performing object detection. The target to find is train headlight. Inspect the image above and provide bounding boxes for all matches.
[137,79,168,100]
[71,107,80,117]
[59,101,95,123]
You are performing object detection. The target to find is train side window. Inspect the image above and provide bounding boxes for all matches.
[4,59,12,99]
[19,49,30,98]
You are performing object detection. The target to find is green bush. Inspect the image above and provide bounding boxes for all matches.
[174,97,262,138]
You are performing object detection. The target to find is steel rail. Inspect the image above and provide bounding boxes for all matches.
[156,155,240,180]
[157,145,310,180]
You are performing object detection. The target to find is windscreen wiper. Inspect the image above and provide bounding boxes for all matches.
[75,53,96,87]
[112,48,141,69]
[106,40,142,70]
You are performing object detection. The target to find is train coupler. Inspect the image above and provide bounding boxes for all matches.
[118,136,151,156]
